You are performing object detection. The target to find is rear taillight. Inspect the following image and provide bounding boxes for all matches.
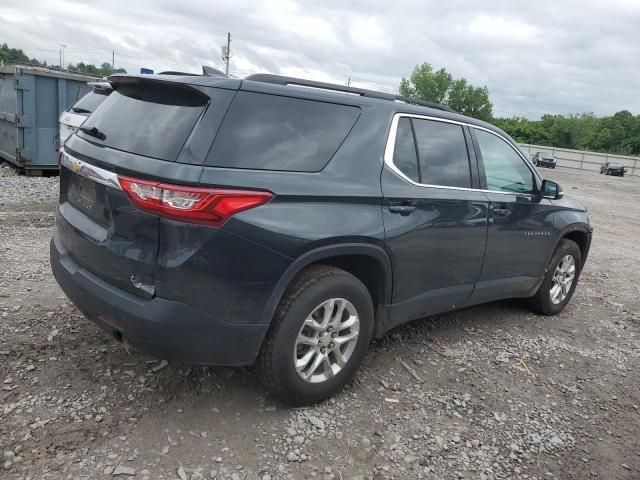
[56,148,64,167]
[118,176,272,227]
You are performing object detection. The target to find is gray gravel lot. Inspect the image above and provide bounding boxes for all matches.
[0,162,639,479]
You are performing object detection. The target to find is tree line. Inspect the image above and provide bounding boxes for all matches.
[0,43,126,77]
[400,62,640,156]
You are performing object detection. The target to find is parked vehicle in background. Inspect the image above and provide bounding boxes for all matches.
[600,161,627,176]
[50,73,593,405]
[59,82,112,147]
[532,151,557,168]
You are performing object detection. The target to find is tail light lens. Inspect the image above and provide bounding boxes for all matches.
[118,176,273,227]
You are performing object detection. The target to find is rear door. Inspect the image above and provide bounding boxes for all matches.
[56,78,235,296]
[381,114,489,327]
[469,127,555,303]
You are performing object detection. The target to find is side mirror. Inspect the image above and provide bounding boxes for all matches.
[541,179,563,200]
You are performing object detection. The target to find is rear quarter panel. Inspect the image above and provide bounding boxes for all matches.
[159,102,391,325]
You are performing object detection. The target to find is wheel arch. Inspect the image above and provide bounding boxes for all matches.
[258,244,393,337]
[551,223,592,267]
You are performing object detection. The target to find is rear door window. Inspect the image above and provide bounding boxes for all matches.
[78,82,208,161]
[206,92,360,171]
[411,119,471,188]
[389,116,471,188]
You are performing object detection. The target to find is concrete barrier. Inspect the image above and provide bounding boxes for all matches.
[518,144,639,176]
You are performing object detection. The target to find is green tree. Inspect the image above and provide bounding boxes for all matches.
[399,62,493,121]
[0,42,42,67]
[67,61,126,77]
[494,111,640,156]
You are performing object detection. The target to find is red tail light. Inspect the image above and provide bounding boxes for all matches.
[118,176,273,227]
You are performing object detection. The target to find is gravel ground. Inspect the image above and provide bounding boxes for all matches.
[0,162,638,480]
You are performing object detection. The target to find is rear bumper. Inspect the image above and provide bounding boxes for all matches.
[50,232,269,366]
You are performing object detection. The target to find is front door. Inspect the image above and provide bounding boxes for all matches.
[469,127,556,303]
[381,115,489,327]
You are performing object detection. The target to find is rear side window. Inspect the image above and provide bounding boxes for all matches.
[390,116,471,188]
[78,82,208,161]
[206,92,360,171]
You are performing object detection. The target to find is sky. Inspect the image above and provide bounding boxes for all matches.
[1,0,639,119]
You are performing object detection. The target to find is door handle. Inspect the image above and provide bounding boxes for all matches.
[389,200,416,215]
[493,207,511,218]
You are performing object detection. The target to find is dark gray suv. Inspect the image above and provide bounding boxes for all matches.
[50,73,592,405]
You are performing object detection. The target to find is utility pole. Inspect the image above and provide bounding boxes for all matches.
[347,76,351,87]
[112,50,115,73]
[60,44,66,71]
[221,32,231,76]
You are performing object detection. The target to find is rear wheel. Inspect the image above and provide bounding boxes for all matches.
[528,239,582,315]
[257,265,374,406]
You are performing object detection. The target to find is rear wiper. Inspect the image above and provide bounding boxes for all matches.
[78,126,106,141]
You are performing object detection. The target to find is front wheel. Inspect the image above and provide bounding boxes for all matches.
[528,239,582,316]
[257,265,374,406]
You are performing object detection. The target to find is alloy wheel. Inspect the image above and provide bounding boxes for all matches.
[550,254,576,304]
[293,298,360,383]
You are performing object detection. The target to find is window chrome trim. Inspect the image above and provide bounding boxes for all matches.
[383,112,542,196]
[60,151,122,190]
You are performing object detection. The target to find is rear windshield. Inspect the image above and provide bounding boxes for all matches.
[78,82,208,161]
[206,91,360,171]
[70,89,111,115]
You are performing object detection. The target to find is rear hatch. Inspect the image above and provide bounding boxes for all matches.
[56,76,235,297]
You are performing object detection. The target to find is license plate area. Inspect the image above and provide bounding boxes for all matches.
[67,173,111,227]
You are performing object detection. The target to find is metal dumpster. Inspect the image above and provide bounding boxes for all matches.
[0,66,97,173]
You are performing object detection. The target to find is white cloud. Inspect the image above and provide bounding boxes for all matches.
[468,15,538,42]
[1,0,639,117]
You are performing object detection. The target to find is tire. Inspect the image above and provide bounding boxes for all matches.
[528,239,582,316]
[256,265,374,406]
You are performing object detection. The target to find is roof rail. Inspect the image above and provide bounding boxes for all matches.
[244,73,456,113]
